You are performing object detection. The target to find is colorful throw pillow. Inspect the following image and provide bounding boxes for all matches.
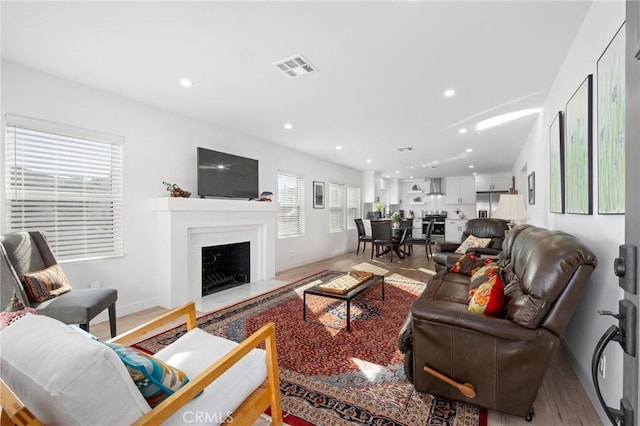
[104,342,190,408]
[454,235,492,254]
[449,254,494,276]
[468,273,505,317]
[22,264,72,303]
[470,263,500,285]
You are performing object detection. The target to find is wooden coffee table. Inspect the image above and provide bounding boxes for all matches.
[302,274,384,331]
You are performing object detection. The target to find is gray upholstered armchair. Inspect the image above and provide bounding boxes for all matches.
[0,231,118,336]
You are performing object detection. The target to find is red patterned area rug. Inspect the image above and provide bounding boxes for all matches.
[134,271,487,426]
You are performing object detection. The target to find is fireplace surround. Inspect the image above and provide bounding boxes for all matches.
[152,198,278,308]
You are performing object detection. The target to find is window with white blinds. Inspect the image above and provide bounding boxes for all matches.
[277,172,305,238]
[329,182,345,232]
[5,115,124,262]
[347,185,361,229]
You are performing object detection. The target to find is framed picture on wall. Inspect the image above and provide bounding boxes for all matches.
[549,111,565,214]
[528,172,535,205]
[597,23,625,214]
[313,181,325,208]
[564,74,593,215]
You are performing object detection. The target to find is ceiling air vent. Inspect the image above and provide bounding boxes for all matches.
[397,147,414,152]
[273,54,318,79]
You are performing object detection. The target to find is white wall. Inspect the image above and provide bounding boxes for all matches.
[512,1,625,420]
[1,61,361,317]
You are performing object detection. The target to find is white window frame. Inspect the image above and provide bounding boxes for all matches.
[4,114,124,262]
[277,172,305,238]
[329,182,346,232]
[347,185,361,230]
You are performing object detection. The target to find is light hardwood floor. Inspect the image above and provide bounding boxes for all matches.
[92,247,603,426]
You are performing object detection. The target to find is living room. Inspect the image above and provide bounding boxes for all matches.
[0,1,634,425]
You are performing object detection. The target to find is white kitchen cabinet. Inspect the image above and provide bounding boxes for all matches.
[379,176,388,191]
[377,176,389,205]
[388,178,400,204]
[362,170,376,203]
[475,176,512,192]
[445,219,467,242]
[491,176,511,192]
[445,177,476,204]
[363,171,386,203]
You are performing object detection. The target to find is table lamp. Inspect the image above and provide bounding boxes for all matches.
[493,193,528,228]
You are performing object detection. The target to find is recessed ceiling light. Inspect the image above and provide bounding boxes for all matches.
[444,89,455,97]
[283,123,293,130]
[336,146,342,150]
[469,165,474,169]
[409,166,414,169]
[409,176,414,179]
[395,170,400,174]
[180,78,193,88]
[366,159,372,163]
[475,108,542,131]
[459,128,467,134]
[217,165,225,169]
[466,148,473,152]
[473,172,477,175]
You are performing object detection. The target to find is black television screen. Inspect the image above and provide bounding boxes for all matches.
[197,147,259,199]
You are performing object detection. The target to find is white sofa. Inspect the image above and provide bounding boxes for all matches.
[0,302,282,425]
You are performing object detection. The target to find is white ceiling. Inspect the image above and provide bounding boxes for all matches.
[1,1,593,180]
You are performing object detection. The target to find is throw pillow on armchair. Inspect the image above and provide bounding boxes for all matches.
[454,235,492,254]
[449,254,494,276]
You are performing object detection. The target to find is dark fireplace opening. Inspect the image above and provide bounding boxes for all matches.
[202,242,250,296]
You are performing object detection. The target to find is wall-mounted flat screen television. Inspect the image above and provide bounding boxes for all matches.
[197,147,259,199]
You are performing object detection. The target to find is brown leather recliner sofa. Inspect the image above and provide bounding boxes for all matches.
[434,218,509,272]
[398,224,597,419]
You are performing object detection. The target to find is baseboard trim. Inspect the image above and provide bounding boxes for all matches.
[560,337,609,424]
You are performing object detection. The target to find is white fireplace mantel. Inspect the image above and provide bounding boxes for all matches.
[152,198,278,308]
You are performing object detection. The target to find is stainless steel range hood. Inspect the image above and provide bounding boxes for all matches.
[425,178,444,195]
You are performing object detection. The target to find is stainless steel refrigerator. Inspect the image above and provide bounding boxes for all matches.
[475,192,506,218]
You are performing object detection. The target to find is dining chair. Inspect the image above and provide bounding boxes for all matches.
[404,219,435,259]
[354,218,373,255]
[371,221,395,262]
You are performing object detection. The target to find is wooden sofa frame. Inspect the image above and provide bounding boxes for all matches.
[0,302,283,426]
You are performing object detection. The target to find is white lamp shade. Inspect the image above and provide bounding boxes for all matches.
[493,194,528,221]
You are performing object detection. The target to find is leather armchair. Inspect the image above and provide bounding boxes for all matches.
[434,218,509,271]
[399,225,597,418]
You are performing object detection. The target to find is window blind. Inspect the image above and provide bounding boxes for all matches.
[5,115,124,262]
[277,173,305,238]
[347,185,361,229]
[329,182,345,232]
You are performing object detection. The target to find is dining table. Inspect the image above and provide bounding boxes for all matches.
[369,219,413,259]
